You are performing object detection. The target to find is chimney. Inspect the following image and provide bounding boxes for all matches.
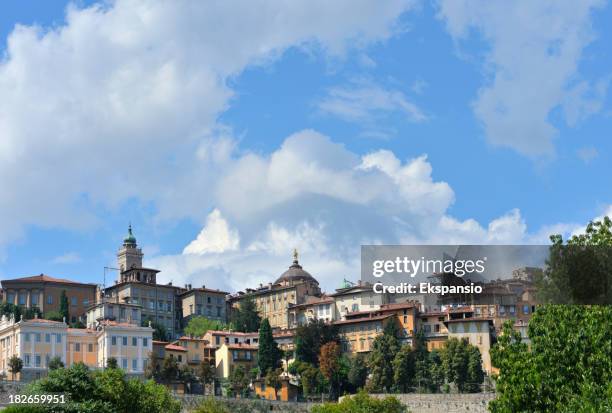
[202,284,206,289]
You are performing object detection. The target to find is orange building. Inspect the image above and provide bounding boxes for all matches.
[254,377,299,401]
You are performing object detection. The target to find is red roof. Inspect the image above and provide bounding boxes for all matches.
[379,302,418,312]
[2,274,97,286]
[165,344,187,352]
[333,314,393,326]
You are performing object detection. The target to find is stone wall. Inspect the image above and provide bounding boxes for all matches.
[367,393,496,413]
[176,395,315,412]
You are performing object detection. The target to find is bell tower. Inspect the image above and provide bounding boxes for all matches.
[117,224,143,275]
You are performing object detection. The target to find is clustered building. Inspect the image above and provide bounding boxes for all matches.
[0,226,537,384]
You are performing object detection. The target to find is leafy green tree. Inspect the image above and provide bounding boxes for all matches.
[227,365,250,397]
[192,398,231,413]
[230,298,261,333]
[393,344,415,392]
[144,353,160,380]
[257,318,281,375]
[311,390,407,413]
[536,217,612,304]
[0,303,21,321]
[142,318,168,341]
[8,356,23,381]
[48,356,64,371]
[160,355,179,383]
[300,364,327,398]
[59,290,69,322]
[44,310,63,322]
[367,332,399,392]
[490,306,612,412]
[106,357,118,369]
[428,350,445,393]
[184,316,228,337]
[198,361,215,395]
[440,338,483,393]
[295,319,339,365]
[347,354,368,392]
[22,362,180,413]
[23,307,42,320]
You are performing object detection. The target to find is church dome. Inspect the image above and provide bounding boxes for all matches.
[274,249,318,285]
[123,224,137,246]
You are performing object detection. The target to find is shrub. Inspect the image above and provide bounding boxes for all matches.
[311,390,407,413]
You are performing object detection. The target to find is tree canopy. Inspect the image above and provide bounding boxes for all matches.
[230,298,261,333]
[257,318,281,375]
[184,316,228,337]
[536,216,612,304]
[294,319,339,365]
[490,306,612,412]
[5,362,180,413]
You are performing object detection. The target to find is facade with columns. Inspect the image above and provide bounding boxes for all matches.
[0,274,98,323]
[0,314,152,381]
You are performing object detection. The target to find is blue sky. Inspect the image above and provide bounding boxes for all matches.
[0,0,610,292]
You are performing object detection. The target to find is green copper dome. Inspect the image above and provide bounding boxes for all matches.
[123,224,137,246]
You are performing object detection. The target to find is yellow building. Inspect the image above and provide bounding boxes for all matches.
[334,313,391,354]
[215,342,258,379]
[418,311,449,351]
[171,336,215,367]
[228,251,321,330]
[0,314,153,381]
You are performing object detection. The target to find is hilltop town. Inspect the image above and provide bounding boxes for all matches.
[0,226,538,399]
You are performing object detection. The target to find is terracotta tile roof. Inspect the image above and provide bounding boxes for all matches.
[178,336,209,341]
[178,287,229,296]
[2,274,97,286]
[152,340,169,345]
[333,314,393,326]
[206,330,258,337]
[379,302,419,311]
[165,344,188,352]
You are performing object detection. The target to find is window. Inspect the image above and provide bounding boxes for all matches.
[83,298,89,306]
[45,294,52,305]
[24,333,30,342]
[108,306,114,317]
[56,334,61,343]
[523,305,530,314]
[207,296,211,304]
[45,355,50,366]
[351,303,359,312]
[122,336,127,346]
[246,351,251,360]
[88,343,93,352]
[24,354,31,366]
[45,334,50,343]
[143,338,148,347]
[112,336,117,346]
[122,358,128,369]
[178,355,182,362]
[7,293,15,303]
[149,301,154,310]
[75,343,80,352]
[132,337,137,346]
[132,359,137,371]
[71,297,77,306]
[509,306,516,315]
[31,294,39,305]
[18,293,26,305]
[35,333,41,342]
[189,304,193,314]
[132,309,138,321]
[217,307,221,317]
[120,308,126,319]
